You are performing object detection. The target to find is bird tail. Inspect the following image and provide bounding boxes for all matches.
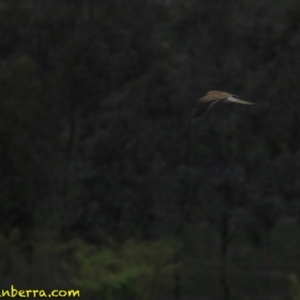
[227,97,254,105]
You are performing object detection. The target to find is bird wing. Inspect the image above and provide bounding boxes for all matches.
[192,92,229,117]
[226,97,254,105]
[192,97,224,118]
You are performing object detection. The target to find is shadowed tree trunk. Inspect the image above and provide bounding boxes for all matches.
[219,182,232,300]
[174,178,192,300]
[173,251,181,300]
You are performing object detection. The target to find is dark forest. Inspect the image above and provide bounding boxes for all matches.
[1,0,300,299]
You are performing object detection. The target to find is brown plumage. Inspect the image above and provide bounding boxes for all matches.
[192,91,254,118]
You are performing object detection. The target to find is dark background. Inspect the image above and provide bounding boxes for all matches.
[1,0,300,299]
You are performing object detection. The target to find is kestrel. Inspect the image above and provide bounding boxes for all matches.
[192,91,254,118]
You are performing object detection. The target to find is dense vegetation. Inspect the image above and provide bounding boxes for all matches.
[1,0,300,299]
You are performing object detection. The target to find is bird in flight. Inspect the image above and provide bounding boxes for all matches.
[192,90,254,118]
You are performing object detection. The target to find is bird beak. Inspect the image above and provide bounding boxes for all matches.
[227,97,254,105]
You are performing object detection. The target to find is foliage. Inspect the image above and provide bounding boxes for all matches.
[0,228,177,299]
[64,238,178,300]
